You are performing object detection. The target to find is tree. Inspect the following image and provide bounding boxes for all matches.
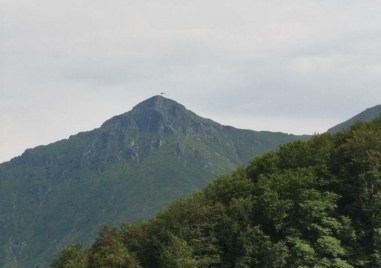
[87,226,140,268]
[159,234,198,268]
[50,244,86,268]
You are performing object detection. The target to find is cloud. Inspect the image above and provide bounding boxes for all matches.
[1,0,381,161]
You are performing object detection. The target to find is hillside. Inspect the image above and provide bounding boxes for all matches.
[328,104,381,133]
[53,116,381,268]
[0,96,306,268]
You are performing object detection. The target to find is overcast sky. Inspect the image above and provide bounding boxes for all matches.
[1,0,381,163]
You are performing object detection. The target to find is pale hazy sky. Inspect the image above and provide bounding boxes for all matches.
[1,0,381,162]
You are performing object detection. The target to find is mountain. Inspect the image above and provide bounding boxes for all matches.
[328,104,381,133]
[53,116,381,268]
[0,96,307,268]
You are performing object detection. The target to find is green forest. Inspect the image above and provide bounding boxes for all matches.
[51,117,381,268]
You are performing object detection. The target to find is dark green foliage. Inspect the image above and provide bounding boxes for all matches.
[160,234,198,268]
[87,227,141,268]
[53,116,381,267]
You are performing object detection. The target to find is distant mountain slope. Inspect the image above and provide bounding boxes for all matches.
[0,96,306,267]
[328,104,381,133]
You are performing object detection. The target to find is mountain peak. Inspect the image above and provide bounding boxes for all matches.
[102,95,191,132]
[132,95,185,112]
[0,94,307,267]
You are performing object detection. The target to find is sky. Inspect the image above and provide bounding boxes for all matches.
[1,0,381,163]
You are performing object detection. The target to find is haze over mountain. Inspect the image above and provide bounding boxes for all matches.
[0,96,306,268]
[328,105,381,133]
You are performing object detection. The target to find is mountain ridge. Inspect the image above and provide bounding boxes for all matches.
[53,115,381,268]
[0,96,306,268]
[1,96,380,267]
[328,104,381,133]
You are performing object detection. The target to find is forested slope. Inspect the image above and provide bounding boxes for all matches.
[52,116,381,267]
